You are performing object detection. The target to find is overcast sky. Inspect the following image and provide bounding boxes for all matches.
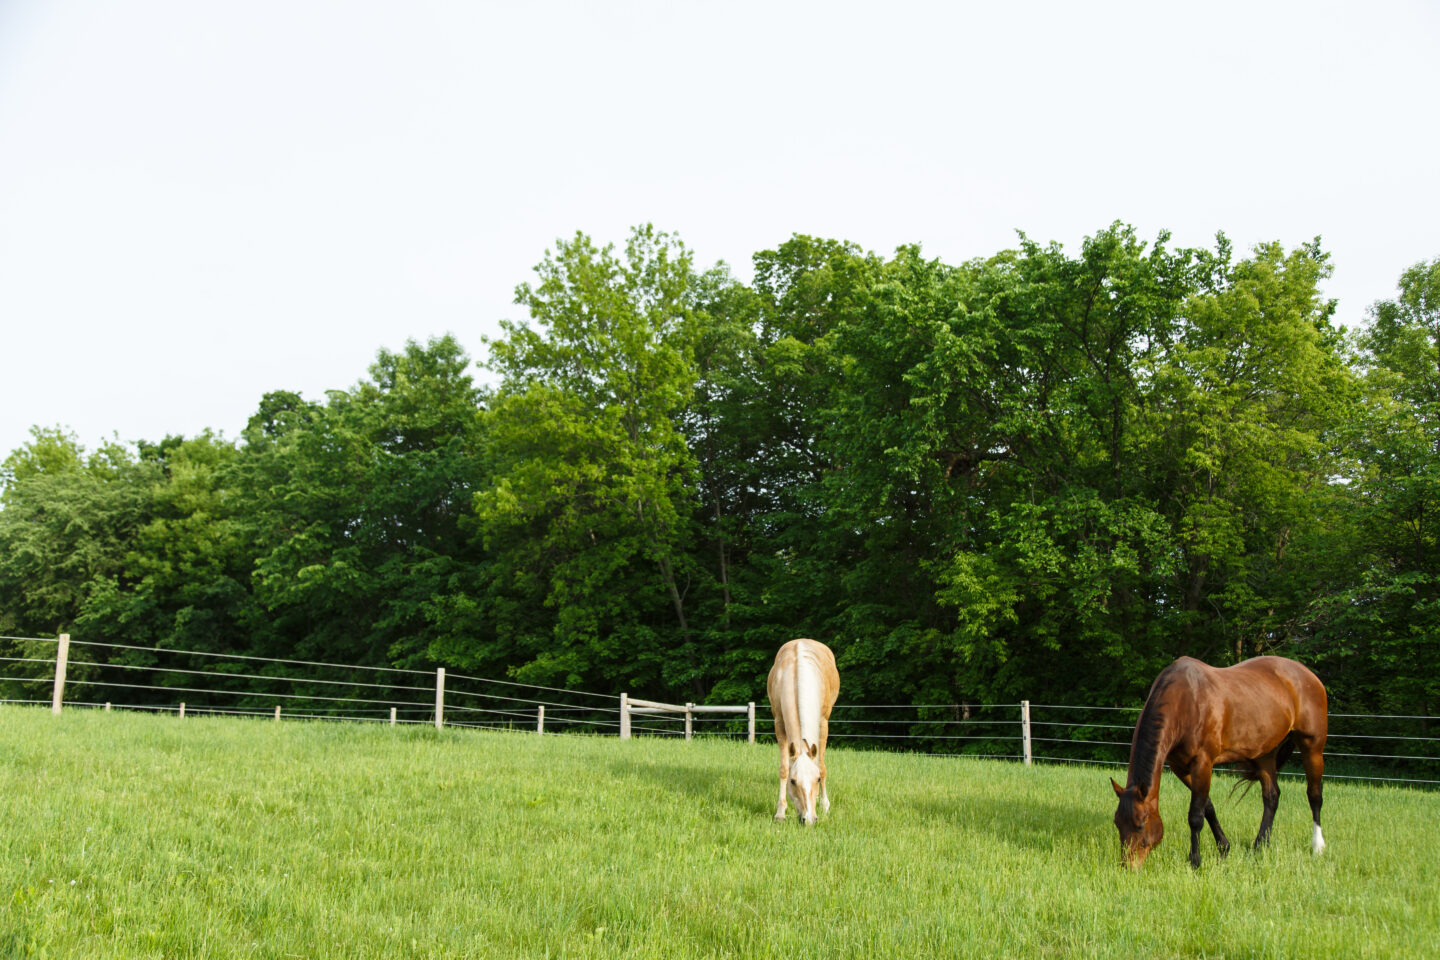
[2,0,1437,460]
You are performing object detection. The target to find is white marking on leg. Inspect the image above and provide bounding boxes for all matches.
[1312,822,1326,855]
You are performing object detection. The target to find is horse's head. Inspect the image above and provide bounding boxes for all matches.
[787,740,823,825]
[1111,778,1163,869]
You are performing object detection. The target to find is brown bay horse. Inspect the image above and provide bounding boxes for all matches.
[1111,655,1328,869]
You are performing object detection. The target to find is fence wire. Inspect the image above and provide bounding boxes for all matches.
[4,634,1436,788]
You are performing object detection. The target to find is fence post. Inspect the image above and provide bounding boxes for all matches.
[747,702,756,744]
[390,707,397,726]
[51,633,70,715]
[537,704,545,735]
[1021,700,1032,766]
[274,705,281,722]
[178,702,186,719]
[104,702,111,712]
[434,668,446,731]
[619,693,631,740]
[685,703,694,741]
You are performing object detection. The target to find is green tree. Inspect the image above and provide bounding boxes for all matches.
[832,228,1204,704]
[76,432,255,653]
[475,226,711,692]
[237,336,488,672]
[0,430,159,701]
[0,429,156,640]
[1306,257,1440,714]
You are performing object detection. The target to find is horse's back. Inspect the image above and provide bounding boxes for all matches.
[769,639,839,694]
[767,639,840,744]
[1208,656,1328,750]
[777,637,837,668]
[1155,655,1326,762]
[1238,656,1327,738]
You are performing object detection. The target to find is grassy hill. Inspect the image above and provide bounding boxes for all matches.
[2,707,1436,958]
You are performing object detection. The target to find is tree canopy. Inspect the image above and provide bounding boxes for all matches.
[2,228,1436,726]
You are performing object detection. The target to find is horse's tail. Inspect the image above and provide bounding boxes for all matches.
[1274,734,1296,771]
[1228,733,1296,801]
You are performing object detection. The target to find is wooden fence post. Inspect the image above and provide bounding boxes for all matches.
[537,705,545,735]
[685,703,694,741]
[178,702,186,719]
[1021,700,1032,766]
[619,693,631,740]
[747,702,756,744]
[274,705,281,722]
[51,633,70,715]
[390,707,397,726]
[434,668,446,731]
[104,702,111,712]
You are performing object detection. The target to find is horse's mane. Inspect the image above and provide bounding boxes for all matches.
[1129,667,1180,794]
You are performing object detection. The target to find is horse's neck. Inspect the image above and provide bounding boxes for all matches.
[1138,726,1174,802]
[1128,700,1178,799]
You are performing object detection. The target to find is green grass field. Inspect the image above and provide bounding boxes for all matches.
[2,707,1436,959]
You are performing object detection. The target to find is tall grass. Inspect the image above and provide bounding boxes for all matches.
[2,706,1435,959]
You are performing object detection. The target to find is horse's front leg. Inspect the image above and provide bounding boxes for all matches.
[1184,760,1215,870]
[1174,764,1229,858]
[818,717,831,814]
[773,713,790,822]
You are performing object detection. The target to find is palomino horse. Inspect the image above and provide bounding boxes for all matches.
[767,638,840,825]
[1111,656,1328,869]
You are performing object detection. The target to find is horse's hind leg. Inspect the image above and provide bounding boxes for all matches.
[1252,754,1281,850]
[1298,735,1326,854]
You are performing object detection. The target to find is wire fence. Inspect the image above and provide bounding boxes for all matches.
[0,635,622,737]
[3,634,1436,788]
[1019,702,1440,787]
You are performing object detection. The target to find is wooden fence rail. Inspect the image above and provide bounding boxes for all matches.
[621,694,757,743]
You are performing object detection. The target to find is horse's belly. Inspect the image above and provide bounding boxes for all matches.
[1214,706,1294,761]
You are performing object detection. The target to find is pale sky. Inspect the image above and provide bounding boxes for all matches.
[2,0,1438,461]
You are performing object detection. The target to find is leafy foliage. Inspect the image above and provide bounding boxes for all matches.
[0,229,1433,724]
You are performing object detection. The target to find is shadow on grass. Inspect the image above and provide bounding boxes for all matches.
[610,753,1113,851]
[903,791,1102,854]
[609,758,774,820]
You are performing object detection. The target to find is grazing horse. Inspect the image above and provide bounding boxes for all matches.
[767,638,840,825]
[1111,655,1328,869]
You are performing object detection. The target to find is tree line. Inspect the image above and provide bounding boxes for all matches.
[3,224,1438,723]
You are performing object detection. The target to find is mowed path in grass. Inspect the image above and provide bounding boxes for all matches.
[2,707,1435,959]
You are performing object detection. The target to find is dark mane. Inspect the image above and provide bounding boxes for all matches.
[1129,668,1179,793]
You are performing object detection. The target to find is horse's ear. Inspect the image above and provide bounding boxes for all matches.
[1111,777,1124,797]
[807,741,819,760]
[787,741,798,759]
